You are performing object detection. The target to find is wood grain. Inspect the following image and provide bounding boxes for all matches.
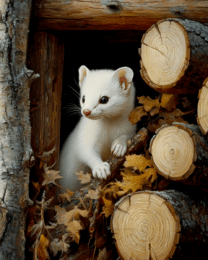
[140,19,208,95]
[197,78,208,135]
[32,0,208,31]
[27,32,64,170]
[111,190,208,260]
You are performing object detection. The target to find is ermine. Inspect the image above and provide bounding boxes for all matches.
[59,66,136,192]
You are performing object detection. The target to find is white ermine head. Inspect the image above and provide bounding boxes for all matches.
[78,65,135,120]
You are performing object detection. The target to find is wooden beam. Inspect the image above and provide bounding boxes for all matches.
[33,0,208,31]
[27,32,64,170]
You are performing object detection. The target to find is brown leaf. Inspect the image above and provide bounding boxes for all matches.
[0,207,7,240]
[32,181,41,197]
[87,189,100,200]
[58,190,74,203]
[150,106,160,116]
[160,94,179,111]
[160,109,188,125]
[42,169,62,186]
[102,183,120,199]
[27,205,40,235]
[55,205,88,226]
[129,106,148,125]
[37,234,50,260]
[75,171,92,184]
[67,220,83,244]
[116,169,157,196]
[138,96,160,114]
[50,237,69,256]
[101,197,114,218]
[124,154,152,172]
[97,248,108,260]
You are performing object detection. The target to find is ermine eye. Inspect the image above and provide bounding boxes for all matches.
[99,96,109,104]
[82,95,85,103]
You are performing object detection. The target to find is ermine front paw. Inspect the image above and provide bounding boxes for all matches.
[111,141,127,157]
[92,162,111,180]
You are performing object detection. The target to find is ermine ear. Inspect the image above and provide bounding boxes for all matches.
[78,65,90,87]
[112,67,134,91]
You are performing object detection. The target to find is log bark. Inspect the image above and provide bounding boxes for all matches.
[139,19,208,95]
[32,0,208,31]
[197,77,208,135]
[27,32,64,171]
[0,0,33,259]
[149,123,208,187]
[111,190,208,260]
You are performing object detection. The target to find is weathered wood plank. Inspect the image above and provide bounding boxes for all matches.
[33,0,208,31]
[27,32,64,171]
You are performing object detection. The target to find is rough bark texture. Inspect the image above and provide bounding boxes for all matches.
[150,123,208,189]
[0,0,33,259]
[32,0,208,31]
[140,19,208,95]
[154,190,208,259]
[27,32,64,171]
[111,190,208,260]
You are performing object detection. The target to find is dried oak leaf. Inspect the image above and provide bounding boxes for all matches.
[97,248,108,260]
[160,109,189,125]
[75,171,92,184]
[116,168,157,196]
[138,96,160,114]
[37,234,50,260]
[42,169,62,186]
[129,106,148,125]
[87,188,100,200]
[101,197,114,218]
[31,220,43,237]
[124,154,152,172]
[67,220,83,244]
[58,190,74,203]
[50,237,69,256]
[102,183,120,199]
[160,94,179,111]
[55,205,88,226]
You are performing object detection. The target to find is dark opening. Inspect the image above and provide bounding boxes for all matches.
[60,31,157,147]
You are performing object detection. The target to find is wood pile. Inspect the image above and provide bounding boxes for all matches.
[27,18,208,260]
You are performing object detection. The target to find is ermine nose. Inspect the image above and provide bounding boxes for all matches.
[83,109,91,116]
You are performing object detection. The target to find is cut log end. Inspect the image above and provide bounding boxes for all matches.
[111,192,180,260]
[140,20,190,93]
[150,124,196,180]
[197,78,208,135]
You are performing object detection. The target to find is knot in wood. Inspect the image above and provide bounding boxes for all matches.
[105,1,122,11]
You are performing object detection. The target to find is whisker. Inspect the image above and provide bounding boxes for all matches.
[66,103,80,109]
[73,77,79,88]
[66,84,80,99]
[65,110,81,117]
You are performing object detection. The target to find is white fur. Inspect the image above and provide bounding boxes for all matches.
[59,66,136,191]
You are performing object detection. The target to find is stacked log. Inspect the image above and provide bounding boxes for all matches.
[139,19,208,95]
[111,191,208,260]
[110,18,208,260]
[197,78,208,135]
[149,123,208,187]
